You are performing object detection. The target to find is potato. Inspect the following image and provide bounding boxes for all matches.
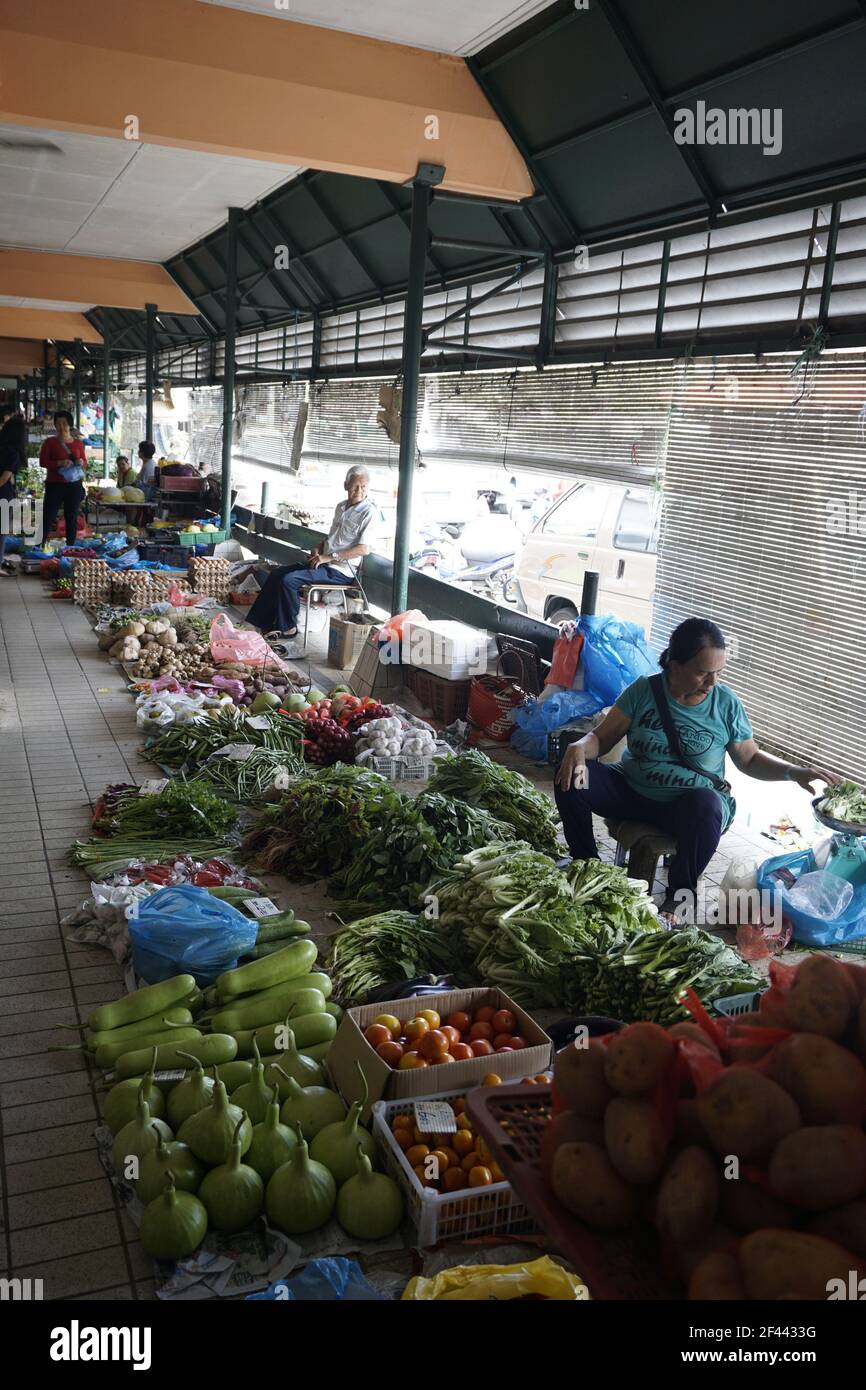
[720,1179,797,1234]
[768,1125,866,1211]
[729,1013,776,1064]
[553,1038,612,1118]
[674,1098,711,1148]
[689,1250,746,1301]
[605,1097,669,1185]
[842,962,866,1002]
[697,1068,801,1162]
[782,954,857,1038]
[551,1142,639,1230]
[675,1224,738,1281]
[540,1110,605,1178]
[656,1147,720,1246]
[806,1200,866,1259]
[739,1229,858,1300]
[668,1022,721,1057]
[603,1023,675,1097]
[765,1033,866,1125]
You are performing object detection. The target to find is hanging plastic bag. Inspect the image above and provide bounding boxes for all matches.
[378,609,426,644]
[128,884,257,986]
[545,625,585,689]
[210,612,288,669]
[579,614,657,706]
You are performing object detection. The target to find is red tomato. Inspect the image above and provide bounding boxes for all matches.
[447,1011,471,1035]
[507,1036,526,1051]
[494,1046,513,1054]
[376,1040,404,1068]
[491,1009,516,1035]
[440,1025,461,1049]
[469,1021,493,1042]
[474,1006,496,1024]
[450,1042,473,1061]
[434,1053,455,1064]
[419,1029,449,1061]
[492,1033,514,1051]
[470,1039,494,1057]
[364,1023,393,1050]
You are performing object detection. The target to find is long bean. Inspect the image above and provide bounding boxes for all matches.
[68,838,236,868]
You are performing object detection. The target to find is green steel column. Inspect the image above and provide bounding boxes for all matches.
[42,340,49,418]
[220,207,241,533]
[74,339,82,431]
[144,301,157,442]
[55,342,62,414]
[391,167,443,615]
[102,312,112,481]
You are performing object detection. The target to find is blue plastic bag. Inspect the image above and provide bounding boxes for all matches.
[246,1258,386,1301]
[510,689,602,762]
[757,849,866,947]
[128,884,257,986]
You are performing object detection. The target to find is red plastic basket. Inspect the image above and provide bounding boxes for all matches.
[466,1084,680,1300]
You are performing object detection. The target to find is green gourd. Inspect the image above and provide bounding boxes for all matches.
[136,1126,203,1206]
[309,1063,376,1186]
[247,1090,297,1181]
[140,1172,208,1260]
[279,1072,347,1142]
[198,1118,264,1233]
[336,1144,403,1240]
[229,1041,274,1124]
[111,1080,173,1176]
[265,1123,336,1235]
[103,1049,166,1135]
[260,1019,323,1096]
[166,1052,216,1129]
[215,1060,254,1091]
[178,1073,252,1165]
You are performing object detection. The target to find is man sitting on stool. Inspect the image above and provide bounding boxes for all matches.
[248,466,378,640]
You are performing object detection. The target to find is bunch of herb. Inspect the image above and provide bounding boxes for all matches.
[107,779,238,840]
[325,911,454,1006]
[426,749,560,856]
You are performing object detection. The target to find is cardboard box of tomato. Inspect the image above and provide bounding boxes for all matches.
[327,987,553,1119]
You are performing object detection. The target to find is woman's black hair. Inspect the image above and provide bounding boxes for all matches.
[659,617,726,670]
[0,414,27,459]
[53,410,75,427]
[138,441,156,459]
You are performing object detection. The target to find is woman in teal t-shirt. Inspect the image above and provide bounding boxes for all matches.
[554,617,836,917]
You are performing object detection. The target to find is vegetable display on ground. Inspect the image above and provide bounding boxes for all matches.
[426,749,561,856]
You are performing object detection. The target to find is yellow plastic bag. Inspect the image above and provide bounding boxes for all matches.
[401,1255,589,1301]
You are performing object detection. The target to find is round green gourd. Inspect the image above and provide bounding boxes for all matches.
[166,1052,216,1130]
[229,1041,275,1125]
[279,1074,347,1142]
[136,1128,203,1206]
[177,1074,252,1165]
[111,1081,173,1176]
[247,1092,297,1182]
[336,1146,403,1240]
[198,1118,264,1233]
[265,1124,335,1235]
[309,1063,375,1186]
[140,1173,208,1260]
[103,1051,166,1135]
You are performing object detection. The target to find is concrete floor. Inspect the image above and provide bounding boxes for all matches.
[0,576,837,1299]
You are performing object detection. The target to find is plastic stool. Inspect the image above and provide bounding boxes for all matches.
[604,817,678,891]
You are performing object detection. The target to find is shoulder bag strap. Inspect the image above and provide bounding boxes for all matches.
[648,673,730,794]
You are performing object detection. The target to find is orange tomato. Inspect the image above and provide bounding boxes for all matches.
[452,1097,467,1115]
[373,1013,401,1038]
[406,1144,430,1166]
[443,1167,466,1192]
[414,1163,438,1188]
[398,1050,428,1070]
[447,1011,471,1035]
[470,1039,494,1057]
[441,1147,461,1169]
[495,1046,513,1054]
[481,1072,502,1086]
[492,1033,514,1051]
[393,1127,414,1151]
[534,1075,550,1084]
[469,1165,493,1187]
[417,1009,441,1029]
[440,1025,461,1049]
[428,1148,450,1175]
[461,1150,481,1172]
[455,1112,474,1131]
[450,1042,473,1062]
[476,1136,491,1162]
[490,1162,505,1182]
[376,1040,404,1068]
[507,1035,526,1051]
[491,1009,516,1035]
[474,1006,496,1024]
[469,1021,493,1042]
[404,1017,429,1043]
[435,1053,455,1064]
[520,1076,537,1085]
[418,1028,449,1061]
[452,1129,474,1156]
[364,1023,392,1050]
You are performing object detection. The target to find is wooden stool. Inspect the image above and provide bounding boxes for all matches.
[604,817,678,891]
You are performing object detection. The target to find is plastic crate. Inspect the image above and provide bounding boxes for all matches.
[403,665,471,724]
[371,1086,537,1247]
[158,476,203,493]
[179,529,227,545]
[467,1084,680,1299]
[367,754,437,781]
[712,989,765,1017]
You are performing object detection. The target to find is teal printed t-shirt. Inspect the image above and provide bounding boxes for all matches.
[613,675,753,829]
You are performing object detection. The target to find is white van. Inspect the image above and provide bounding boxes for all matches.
[513,480,659,628]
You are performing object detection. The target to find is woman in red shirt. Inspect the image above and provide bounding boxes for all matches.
[40,411,87,547]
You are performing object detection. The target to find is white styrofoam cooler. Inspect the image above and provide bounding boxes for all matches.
[401,619,497,682]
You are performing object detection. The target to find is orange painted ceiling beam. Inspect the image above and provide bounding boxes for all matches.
[0,309,102,344]
[0,339,46,373]
[0,0,533,201]
[0,251,198,314]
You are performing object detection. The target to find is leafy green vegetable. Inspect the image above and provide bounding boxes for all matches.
[325,911,452,1006]
[426,749,561,856]
[820,780,866,825]
[105,780,238,839]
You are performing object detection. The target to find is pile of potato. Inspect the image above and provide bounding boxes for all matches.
[547,954,866,1300]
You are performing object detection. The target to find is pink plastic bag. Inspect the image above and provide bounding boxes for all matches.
[209,613,288,670]
[168,585,206,607]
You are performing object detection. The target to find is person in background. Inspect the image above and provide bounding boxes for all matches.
[554,617,838,923]
[130,441,158,527]
[0,414,28,573]
[248,465,379,640]
[116,454,134,489]
[40,411,87,548]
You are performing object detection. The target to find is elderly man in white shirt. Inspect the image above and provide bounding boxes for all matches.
[248,466,378,638]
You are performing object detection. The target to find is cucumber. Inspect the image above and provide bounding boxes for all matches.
[215,939,318,1001]
[325,1002,343,1024]
[86,1006,193,1053]
[242,934,310,961]
[87,973,196,1034]
[207,886,260,904]
[113,1033,237,1081]
[254,916,309,944]
[94,1026,201,1070]
[211,976,332,1034]
[229,991,328,1057]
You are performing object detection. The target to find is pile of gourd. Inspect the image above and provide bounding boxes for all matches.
[97,971,404,1264]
